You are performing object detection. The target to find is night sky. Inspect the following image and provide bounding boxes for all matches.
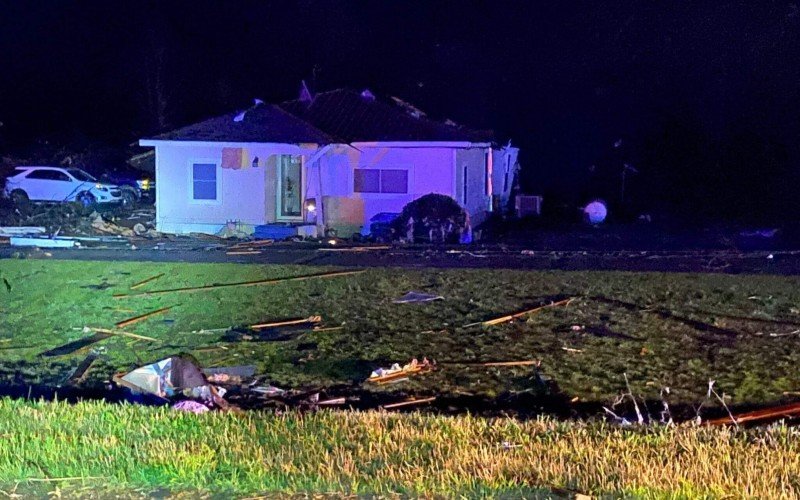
[1,1,798,221]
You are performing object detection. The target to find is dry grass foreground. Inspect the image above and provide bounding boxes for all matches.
[0,399,799,497]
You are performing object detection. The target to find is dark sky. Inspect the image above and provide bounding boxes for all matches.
[1,1,798,220]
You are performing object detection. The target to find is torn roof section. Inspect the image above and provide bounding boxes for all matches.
[280,89,494,144]
[143,88,495,145]
[145,103,333,144]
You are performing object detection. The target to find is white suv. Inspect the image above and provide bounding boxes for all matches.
[3,166,124,207]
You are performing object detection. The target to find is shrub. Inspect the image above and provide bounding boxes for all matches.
[393,194,468,243]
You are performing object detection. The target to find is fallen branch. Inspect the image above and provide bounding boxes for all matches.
[113,269,366,298]
[130,273,165,290]
[114,306,172,328]
[465,297,573,327]
[383,397,436,409]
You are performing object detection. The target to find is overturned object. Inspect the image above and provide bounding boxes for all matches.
[368,358,435,385]
[393,291,444,304]
[115,356,207,399]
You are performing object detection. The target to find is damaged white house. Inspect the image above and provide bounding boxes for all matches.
[139,89,519,237]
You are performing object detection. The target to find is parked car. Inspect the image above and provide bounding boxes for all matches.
[3,166,124,207]
[84,164,155,207]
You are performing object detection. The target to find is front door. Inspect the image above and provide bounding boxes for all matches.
[276,155,303,221]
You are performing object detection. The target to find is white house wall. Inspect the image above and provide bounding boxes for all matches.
[309,146,459,231]
[154,143,315,234]
[455,147,491,224]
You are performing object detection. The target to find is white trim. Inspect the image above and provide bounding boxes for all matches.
[187,158,222,205]
[350,141,491,148]
[140,139,490,149]
[140,139,321,150]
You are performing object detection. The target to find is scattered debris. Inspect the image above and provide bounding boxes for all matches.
[562,347,584,353]
[130,273,165,290]
[251,316,322,329]
[704,401,800,426]
[251,385,287,397]
[226,250,261,255]
[87,327,158,342]
[90,213,134,237]
[317,397,347,406]
[203,365,257,384]
[114,269,366,298]
[10,236,77,248]
[114,306,173,328]
[383,396,436,409]
[318,245,391,252]
[173,400,210,413]
[465,297,573,327]
[368,358,435,385]
[393,291,444,304]
[0,226,46,236]
[64,352,99,385]
[228,239,275,251]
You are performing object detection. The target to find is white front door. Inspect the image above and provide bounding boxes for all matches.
[276,155,303,221]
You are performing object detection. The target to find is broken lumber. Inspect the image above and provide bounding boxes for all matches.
[114,306,172,328]
[65,353,98,385]
[250,316,322,330]
[704,402,800,426]
[130,273,165,290]
[317,397,346,406]
[318,245,391,252]
[226,250,261,255]
[229,239,274,249]
[88,327,158,342]
[383,397,436,409]
[465,297,574,327]
[440,360,539,367]
[113,269,366,298]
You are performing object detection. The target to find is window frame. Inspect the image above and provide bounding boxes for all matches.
[188,159,222,205]
[353,167,410,195]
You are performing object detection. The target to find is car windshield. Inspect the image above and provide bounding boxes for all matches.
[67,169,96,182]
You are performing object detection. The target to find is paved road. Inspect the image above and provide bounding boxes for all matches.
[3,242,800,274]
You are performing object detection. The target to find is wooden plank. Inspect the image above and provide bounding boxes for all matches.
[113,270,366,299]
[704,402,800,426]
[130,273,165,290]
[465,297,573,327]
[114,306,172,328]
[88,327,158,342]
[250,316,322,330]
[383,397,436,409]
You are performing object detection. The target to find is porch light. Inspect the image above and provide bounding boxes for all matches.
[304,199,316,212]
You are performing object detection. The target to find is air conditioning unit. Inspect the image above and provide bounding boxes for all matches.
[515,195,543,217]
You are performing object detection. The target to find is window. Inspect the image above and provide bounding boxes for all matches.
[354,169,408,194]
[26,169,70,181]
[192,163,217,200]
[462,165,468,203]
[354,169,380,193]
[67,168,96,182]
[380,170,408,193]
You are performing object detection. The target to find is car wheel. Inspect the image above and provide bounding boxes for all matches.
[10,189,29,207]
[78,191,96,208]
[120,189,136,210]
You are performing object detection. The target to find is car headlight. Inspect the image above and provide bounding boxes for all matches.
[94,183,109,192]
[137,179,151,190]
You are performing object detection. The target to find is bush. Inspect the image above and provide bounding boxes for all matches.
[393,194,468,243]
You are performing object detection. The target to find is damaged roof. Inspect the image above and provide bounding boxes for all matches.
[280,89,494,143]
[146,89,493,144]
[145,103,333,144]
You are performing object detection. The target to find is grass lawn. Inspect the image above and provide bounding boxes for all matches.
[2,259,800,409]
[1,399,800,497]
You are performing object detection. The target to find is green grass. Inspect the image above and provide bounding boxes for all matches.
[1,398,799,497]
[2,259,800,407]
